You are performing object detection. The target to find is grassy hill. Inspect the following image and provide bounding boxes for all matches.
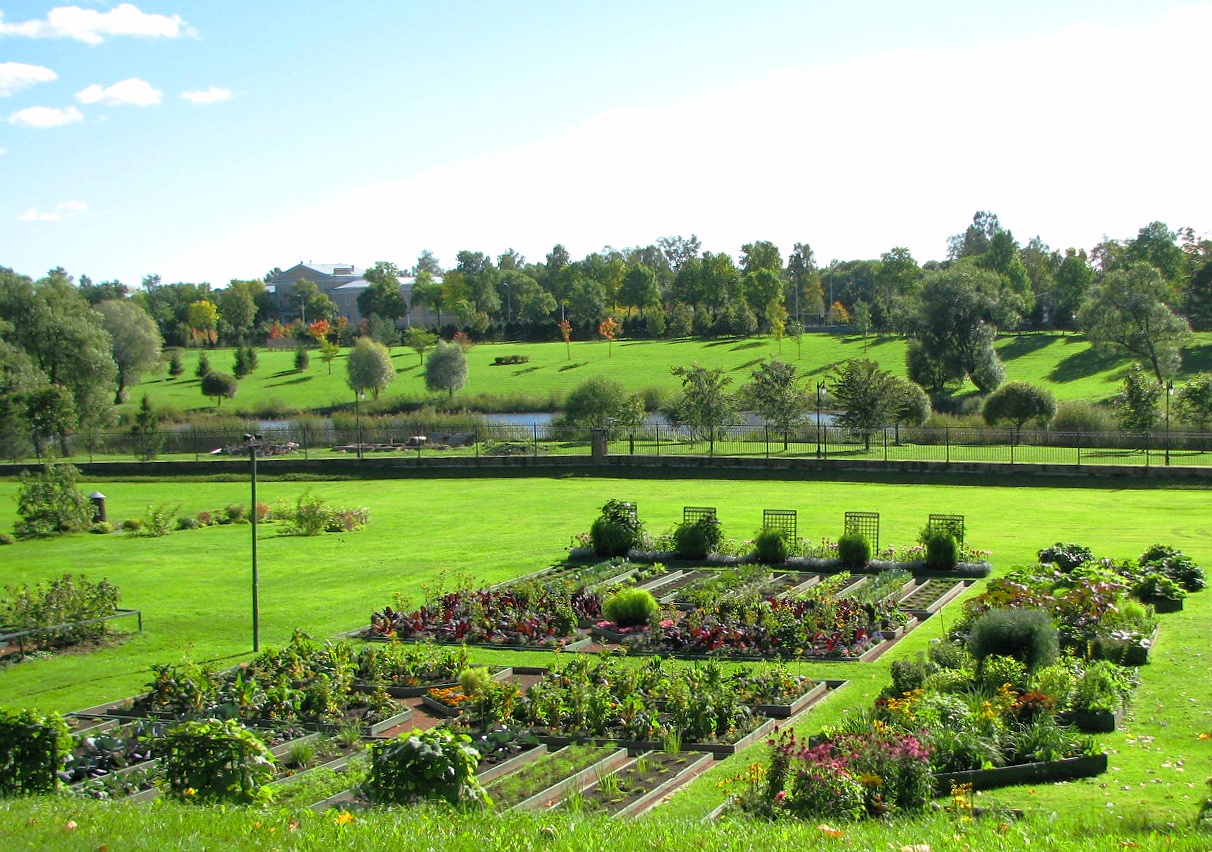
[122,331,1212,420]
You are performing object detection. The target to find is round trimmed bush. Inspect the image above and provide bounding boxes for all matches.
[967,607,1058,672]
[924,531,959,570]
[837,532,871,568]
[589,499,642,557]
[754,528,789,564]
[673,515,722,560]
[602,587,658,627]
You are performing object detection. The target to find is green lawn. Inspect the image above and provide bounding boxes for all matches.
[122,331,1212,420]
[1,473,1210,846]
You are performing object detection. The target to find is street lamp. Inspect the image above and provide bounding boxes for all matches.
[1165,381,1174,466]
[243,432,263,652]
[355,392,366,460]
[816,381,827,459]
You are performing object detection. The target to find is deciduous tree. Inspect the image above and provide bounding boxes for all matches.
[982,381,1057,439]
[740,359,809,449]
[1113,367,1161,435]
[346,338,394,400]
[830,359,898,451]
[200,370,238,407]
[425,339,467,398]
[665,364,735,446]
[403,327,438,365]
[1175,374,1212,431]
[94,299,162,403]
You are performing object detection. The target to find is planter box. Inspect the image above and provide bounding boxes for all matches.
[354,667,512,700]
[310,788,357,813]
[532,715,779,760]
[476,743,548,785]
[1059,705,1124,734]
[746,681,828,719]
[419,694,466,718]
[610,751,715,819]
[933,752,1108,794]
[510,748,631,811]
[1145,595,1183,614]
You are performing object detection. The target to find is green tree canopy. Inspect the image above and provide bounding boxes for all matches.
[1113,366,1161,435]
[358,261,408,323]
[982,381,1057,436]
[558,375,645,435]
[1080,261,1192,382]
[402,327,438,365]
[1175,374,1212,431]
[830,359,899,450]
[664,364,735,444]
[739,359,809,443]
[346,337,395,400]
[95,299,163,403]
[200,370,238,407]
[424,339,468,397]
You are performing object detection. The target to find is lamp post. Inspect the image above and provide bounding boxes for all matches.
[244,432,263,652]
[816,381,827,459]
[1165,380,1174,466]
[355,392,365,460]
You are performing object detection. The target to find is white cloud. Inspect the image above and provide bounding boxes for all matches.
[163,6,1212,283]
[76,77,161,106]
[17,199,88,222]
[0,4,192,45]
[180,87,232,105]
[8,105,83,128]
[0,62,57,96]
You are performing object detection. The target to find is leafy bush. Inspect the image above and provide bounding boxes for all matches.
[602,588,658,627]
[0,707,71,794]
[161,718,276,805]
[754,528,789,564]
[837,532,871,568]
[89,521,112,534]
[923,531,959,570]
[276,491,370,536]
[589,499,642,557]
[14,461,93,539]
[673,515,722,559]
[175,516,200,531]
[364,728,490,808]
[492,354,529,365]
[121,518,143,532]
[0,534,14,545]
[976,654,1029,691]
[221,504,247,524]
[129,504,177,537]
[1132,572,1186,602]
[1038,542,1093,572]
[967,607,1058,672]
[1139,544,1205,591]
[1,574,121,650]
[1072,661,1136,713]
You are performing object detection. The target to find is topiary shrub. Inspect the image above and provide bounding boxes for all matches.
[923,531,959,570]
[673,515,722,559]
[603,587,658,627]
[364,728,490,808]
[967,607,1058,673]
[837,532,871,568]
[162,718,276,805]
[589,499,642,557]
[754,528,789,564]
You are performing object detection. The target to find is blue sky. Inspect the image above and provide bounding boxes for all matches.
[2,1,1208,286]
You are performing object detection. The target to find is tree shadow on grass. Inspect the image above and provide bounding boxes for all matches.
[998,334,1056,361]
[1049,347,1125,383]
[558,362,588,372]
[730,358,764,372]
[1181,342,1212,373]
[513,366,542,376]
[266,376,313,387]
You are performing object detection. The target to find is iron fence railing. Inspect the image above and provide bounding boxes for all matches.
[4,422,1212,469]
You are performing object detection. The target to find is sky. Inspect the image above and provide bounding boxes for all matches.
[2,0,1210,287]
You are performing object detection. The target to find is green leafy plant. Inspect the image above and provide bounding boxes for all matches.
[589,499,643,557]
[161,718,276,805]
[0,707,71,794]
[837,532,871,568]
[13,460,93,539]
[0,574,120,650]
[922,530,959,570]
[754,528,789,564]
[967,607,1058,672]
[1132,572,1186,602]
[364,728,490,808]
[1038,542,1093,572]
[673,515,722,559]
[602,588,658,627]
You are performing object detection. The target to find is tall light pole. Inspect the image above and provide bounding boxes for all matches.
[1165,380,1174,466]
[244,432,263,652]
[355,391,366,460]
[815,381,827,459]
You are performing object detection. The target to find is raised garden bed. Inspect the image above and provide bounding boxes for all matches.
[495,745,630,811]
[571,750,714,817]
[933,752,1108,793]
[1059,705,1125,734]
[897,578,973,618]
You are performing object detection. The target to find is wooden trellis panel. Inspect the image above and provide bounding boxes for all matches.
[844,511,880,552]
[683,506,717,525]
[762,509,797,541]
[928,514,965,546]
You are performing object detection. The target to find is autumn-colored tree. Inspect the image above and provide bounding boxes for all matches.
[558,319,573,360]
[599,316,619,357]
[308,319,332,342]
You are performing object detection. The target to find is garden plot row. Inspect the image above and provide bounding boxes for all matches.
[364,559,972,661]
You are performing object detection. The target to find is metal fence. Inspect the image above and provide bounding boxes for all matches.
[6,422,1212,469]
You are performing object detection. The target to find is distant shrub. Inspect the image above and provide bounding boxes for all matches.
[0,574,120,650]
[1038,542,1093,572]
[923,531,959,570]
[221,504,247,524]
[121,518,143,533]
[88,521,112,535]
[129,504,177,537]
[602,588,658,627]
[1051,399,1115,434]
[14,461,93,539]
[492,355,529,365]
[176,516,200,531]
[968,607,1058,673]
[754,528,789,564]
[276,491,369,536]
[673,515,722,559]
[0,534,15,546]
[837,532,871,568]
[589,499,642,557]
[1139,544,1205,591]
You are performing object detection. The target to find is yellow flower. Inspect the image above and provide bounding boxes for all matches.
[184,787,196,798]
[333,811,354,826]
